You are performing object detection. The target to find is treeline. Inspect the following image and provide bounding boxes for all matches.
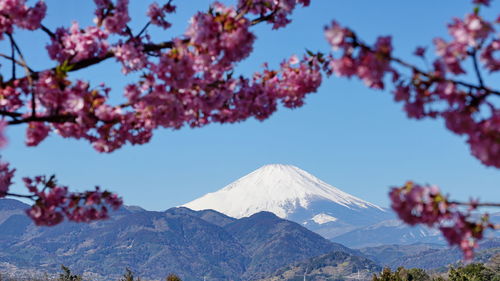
[373,262,500,281]
[0,266,183,281]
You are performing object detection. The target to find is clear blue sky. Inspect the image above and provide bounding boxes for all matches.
[1,0,499,211]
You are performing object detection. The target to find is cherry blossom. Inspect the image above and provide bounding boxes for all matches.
[390,182,494,260]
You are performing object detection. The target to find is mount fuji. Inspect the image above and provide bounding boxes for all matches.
[183,164,393,238]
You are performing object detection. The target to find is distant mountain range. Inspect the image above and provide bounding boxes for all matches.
[1,164,498,280]
[360,239,500,271]
[1,198,500,280]
[333,219,443,248]
[0,199,363,281]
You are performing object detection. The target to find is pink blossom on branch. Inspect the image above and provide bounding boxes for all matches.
[322,12,500,168]
[390,182,494,260]
[147,1,176,30]
[93,0,130,35]
[0,0,46,38]
[0,161,15,197]
[46,22,109,64]
[23,175,122,226]
[237,0,311,29]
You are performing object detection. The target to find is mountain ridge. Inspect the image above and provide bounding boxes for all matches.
[0,199,361,281]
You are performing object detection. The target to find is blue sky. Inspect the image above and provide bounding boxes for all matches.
[1,0,499,211]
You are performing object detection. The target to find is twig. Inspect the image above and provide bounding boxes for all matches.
[470,49,484,88]
[7,33,36,116]
[0,110,22,119]
[136,22,151,38]
[8,34,15,80]
[353,39,500,97]
[450,201,500,208]
[8,114,76,125]
[0,53,35,73]
[5,192,35,200]
[40,24,56,39]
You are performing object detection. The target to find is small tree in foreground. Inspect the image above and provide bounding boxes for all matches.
[166,274,182,281]
[0,0,498,259]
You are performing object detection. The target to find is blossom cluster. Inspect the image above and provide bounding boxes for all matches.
[323,5,500,168]
[0,0,46,39]
[93,0,130,34]
[5,2,320,154]
[147,1,176,30]
[47,22,109,63]
[23,175,122,226]
[237,0,311,29]
[390,182,494,260]
[0,161,15,197]
[0,0,318,226]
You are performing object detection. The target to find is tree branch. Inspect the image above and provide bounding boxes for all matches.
[450,201,500,208]
[5,192,35,200]
[353,40,500,97]
[40,24,56,39]
[470,49,484,88]
[8,34,16,80]
[7,114,76,125]
[0,53,35,73]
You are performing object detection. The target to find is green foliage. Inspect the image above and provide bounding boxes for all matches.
[58,265,82,281]
[120,268,140,281]
[372,267,430,281]
[448,263,500,281]
[166,274,182,281]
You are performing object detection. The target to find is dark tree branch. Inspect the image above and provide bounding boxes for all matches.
[8,34,16,80]
[8,114,76,125]
[136,22,151,38]
[6,33,36,116]
[470,49,484,88]
[40,24,56,39]
[353,39,500,97]
[5,192,35,200]
[451,201,500,208]
[0,53,35,73]
[0,110,22,118]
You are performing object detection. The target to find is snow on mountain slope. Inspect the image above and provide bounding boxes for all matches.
[184,164,383,218]
[183,164,391,238]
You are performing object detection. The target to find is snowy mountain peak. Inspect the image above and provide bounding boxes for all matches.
[183,164,385,219]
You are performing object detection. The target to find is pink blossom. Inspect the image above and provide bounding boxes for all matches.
[0,161,15,197]
[413,46,426,57]
[113,40,148,74]
[448,14,492,47]
[473,0,491,6]
[93,0,130,34]
[147,2,175,30]
[481,39,500,72]
[324,21,352,51]
[24,176,122,226]
[46,22,109,63]
[0,0,46,38]
[0,120,7,148]
[390,182,495,260]
[26,122,50,146]
[237,0,310,29]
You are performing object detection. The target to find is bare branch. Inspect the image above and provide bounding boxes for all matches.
[8,114,76,125]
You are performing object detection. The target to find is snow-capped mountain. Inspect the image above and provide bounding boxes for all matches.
[183,164,392,238]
